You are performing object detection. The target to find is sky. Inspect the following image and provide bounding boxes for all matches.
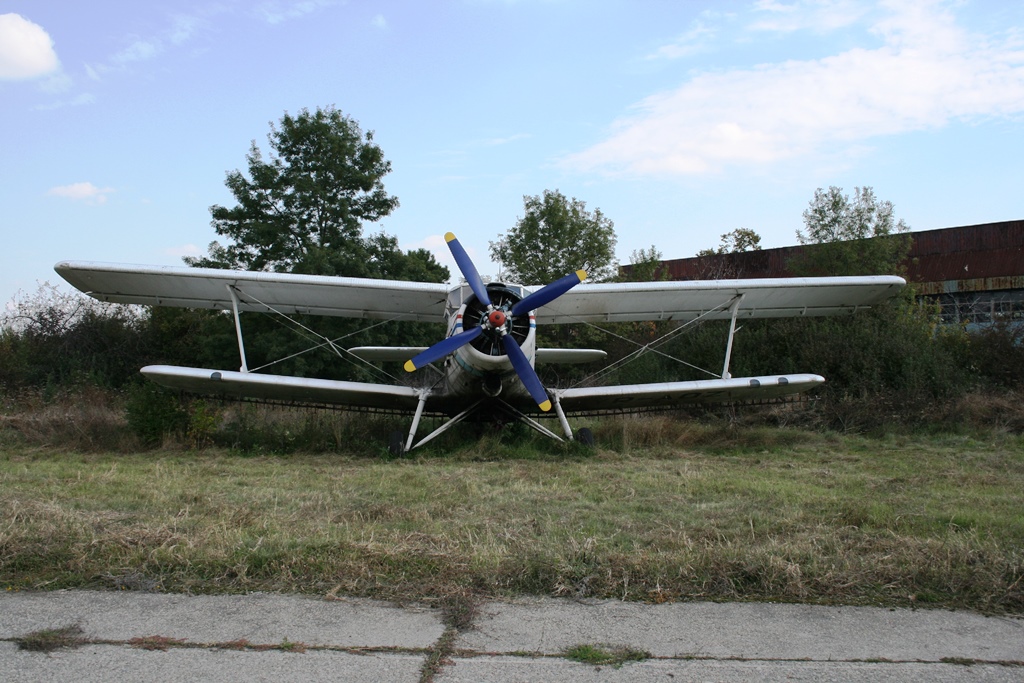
[2,0,1023,303]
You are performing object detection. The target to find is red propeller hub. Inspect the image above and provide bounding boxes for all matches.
[487,310,507,328]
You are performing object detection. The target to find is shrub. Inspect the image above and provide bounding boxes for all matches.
[125,382,188,446]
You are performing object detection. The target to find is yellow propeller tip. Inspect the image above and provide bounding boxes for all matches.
[444,232,456,242]
[404,360,417,372]
[539,400,552,412]
[576,269,587,281]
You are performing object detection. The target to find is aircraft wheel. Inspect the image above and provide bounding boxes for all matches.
[388,430,406,457]
[575,427,595,448]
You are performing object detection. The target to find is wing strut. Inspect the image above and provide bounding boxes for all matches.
[552,395,574,441]
[493,400,566,442]
[405,390,430,453]
[408,400,483,451]
[227,285,249,373]
[722,294,745,380]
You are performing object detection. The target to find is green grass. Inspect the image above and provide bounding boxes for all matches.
[563,643,650,668]
[1,423,1022,613]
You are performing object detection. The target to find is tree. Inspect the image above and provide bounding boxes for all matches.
[490,190,617,284]
[186,106,401,276]
[623,245,669,282]
[696,228,762,256]
[182,107,448,382]
[693,228,763,279]
[790,186,910,277]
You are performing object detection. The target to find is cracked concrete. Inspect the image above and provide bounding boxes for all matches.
[2,591,1021,682]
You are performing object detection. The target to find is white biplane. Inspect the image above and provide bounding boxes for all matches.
[56,233,904,454]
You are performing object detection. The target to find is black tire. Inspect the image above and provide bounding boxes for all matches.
[388,430,406,457]
[575,427,595,447]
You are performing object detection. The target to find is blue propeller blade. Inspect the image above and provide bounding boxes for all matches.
[404,326,482,372]
[511,270,587,317]
[446,232,491,308]
[502,333,551,412]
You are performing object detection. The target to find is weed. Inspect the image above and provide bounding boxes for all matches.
[564,643,650,668]
[437,590,479,632]
[419,627,457,683]
[941,657,978,666]
[278,638,308,653]
[218,638,251,650]
[14,624,87,652]
[129,635,187,651]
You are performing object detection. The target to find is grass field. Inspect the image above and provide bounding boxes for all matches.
[1,415,1022,614]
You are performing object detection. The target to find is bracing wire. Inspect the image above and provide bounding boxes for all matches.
[227,286,424,385]
[566,296,740,388]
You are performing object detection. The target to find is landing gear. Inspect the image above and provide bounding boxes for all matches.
[575,427,595,448]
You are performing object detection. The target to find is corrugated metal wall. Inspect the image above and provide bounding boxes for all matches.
[653,220,1024,291]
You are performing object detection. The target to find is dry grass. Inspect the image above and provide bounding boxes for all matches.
[12,624,88,652]
[0,387,139,453]
[1,426,1022,613]
[944,391,1024,434]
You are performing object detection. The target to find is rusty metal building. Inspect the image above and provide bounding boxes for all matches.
[650,219,1024,326]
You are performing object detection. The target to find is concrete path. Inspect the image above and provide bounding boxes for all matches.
[1,591,1021,682]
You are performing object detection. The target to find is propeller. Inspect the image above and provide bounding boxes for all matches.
[404,326,482,372]
[445,232,491,308]
[511,270,587,316]
[405,232,587,412]
[501,332,551,412]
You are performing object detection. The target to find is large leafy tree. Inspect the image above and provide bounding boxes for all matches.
[789,186,910,277]
[187,106,404,277]
[181,107,448,381]
[490,189,617,284]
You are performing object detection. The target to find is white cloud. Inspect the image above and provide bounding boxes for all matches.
[0,13,60,80]
[38,70,73,94]
[169,14,202,45]
[748,0,868,34]
[112,39,162,66]
[255,0,338,25]
[648,15,721,60]
[34,93,97,111]
[407,234,462,282]
[92,9,215,76]
[564,1,1024,177]
[483,133,531,146]
[48,182,115,205]
[372,14,388,29]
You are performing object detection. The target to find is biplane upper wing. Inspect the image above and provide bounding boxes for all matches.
[533,275,906,324]
[54,261,450,322]
[556,374,824,413]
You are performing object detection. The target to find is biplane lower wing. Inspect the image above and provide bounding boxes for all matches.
[141,365,427,412]
[555,374,824,413]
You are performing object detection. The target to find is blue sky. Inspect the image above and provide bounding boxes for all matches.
[2,0,1023,302]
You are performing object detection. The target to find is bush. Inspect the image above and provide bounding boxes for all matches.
[968,320,1024,390]
[125,382,189,446]
[1,284,148,390]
